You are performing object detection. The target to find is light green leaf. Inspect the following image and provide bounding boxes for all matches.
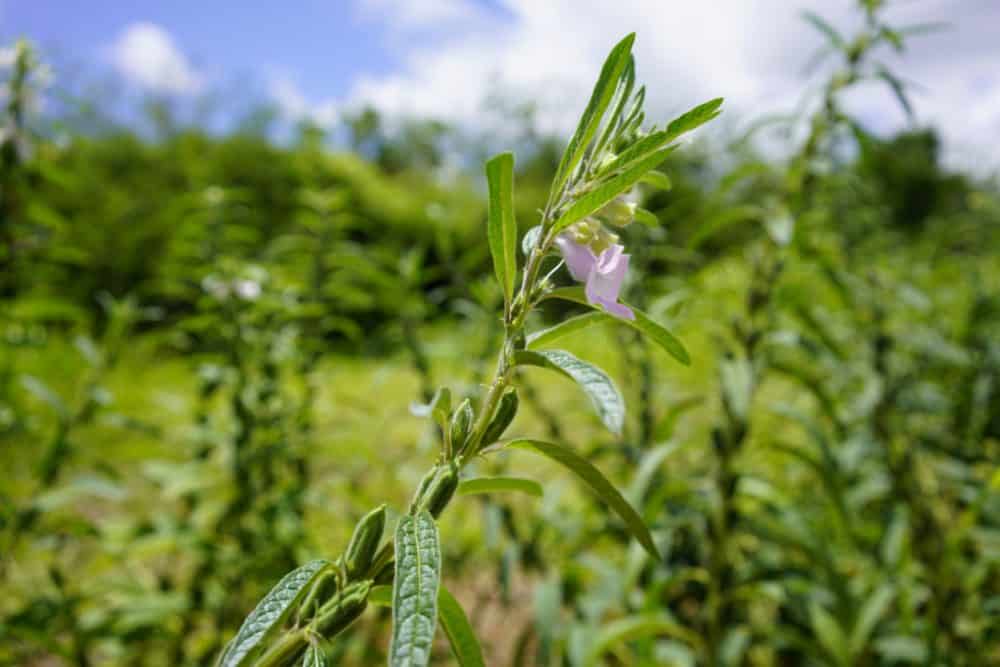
[664,98,724,139]
[590,55,636,164]
[527,311,607,349]
[541,287,690,365]
[634,208,660,227]
[515,349,624,434]
[850,585,895,657]
[390,511,441,667]
[218,559,330,667]
[601,131,672,176]
[438,586,486,667]
[809,601,849,666]
[458,476,544,498]
[552,33,636,196]
[485,152,518,308]
[552,148,674,234]
[498,439,660,560]
[639,171,671,190]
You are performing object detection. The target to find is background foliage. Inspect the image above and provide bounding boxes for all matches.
[1,3,998,665]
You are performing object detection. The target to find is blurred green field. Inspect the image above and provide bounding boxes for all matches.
[2,7,1000,666]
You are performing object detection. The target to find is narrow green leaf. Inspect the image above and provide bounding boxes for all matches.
[809,601,850,666]
[458,476,544,498]
[541,287,690,365]
[438,586,486,667]
[498,438,660,559]
[552,33,636,196]
[664,97,724,139]
[599,131,672,181]
[219,560,330,667]
[515,349,624,435]
[485,152,518,308]
[590,55,636,165]
[802,10,845,48]
[390,511,441,667]
[850,585,895,657]
[527,311,607,349]
[552,147,675,234]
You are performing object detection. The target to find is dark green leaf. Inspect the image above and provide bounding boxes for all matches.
[498,439,660,559]
[485,152,518,308]
[438,586,486,667]
[515,349,624,434]
[219,560,330,667]
[390,511,441,667]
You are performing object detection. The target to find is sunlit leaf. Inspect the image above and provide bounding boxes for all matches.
[485,152,518,309]
[437,586,486,667]
[515,349,624,434]
[389,511,441,667]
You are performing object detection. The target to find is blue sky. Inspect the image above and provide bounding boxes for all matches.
[3,1,999,168]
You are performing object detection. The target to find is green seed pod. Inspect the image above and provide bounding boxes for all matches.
[449,398,474,453]
[344,504,386,580]
[424,463,459,519]
[408,466,439,515]
[480,389,519,448]
[313,580,371,638]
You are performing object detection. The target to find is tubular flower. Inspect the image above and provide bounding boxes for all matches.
[555,233,635,320]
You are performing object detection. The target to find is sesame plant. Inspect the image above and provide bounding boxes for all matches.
[216,34,721,667]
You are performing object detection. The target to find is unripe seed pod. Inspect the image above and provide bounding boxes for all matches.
[449,398,474,454]
[344,504,386,580]
[313,580,371,637]
[424,463,459,519]
[408,467,439,515]
[480,389,519,448]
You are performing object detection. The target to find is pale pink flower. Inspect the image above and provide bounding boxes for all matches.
[555,235,635,320]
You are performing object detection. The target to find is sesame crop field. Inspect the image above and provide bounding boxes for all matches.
[2,2,999,666]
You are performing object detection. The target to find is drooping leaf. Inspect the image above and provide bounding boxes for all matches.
[551,33,636,196]
[437,586,486,667]
[552,148,674,234]
[457,476,544,498]
[389,511,441,667]
[496,439,660,559]
[514,349,624,434]
[218,559,330,667]
[664,97,724,139]
[541,287,690,365]
[485,152,518,309]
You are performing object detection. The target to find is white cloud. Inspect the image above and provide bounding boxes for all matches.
[341,0,1000,168]
[108,22,203,95]
[267,73,338,128]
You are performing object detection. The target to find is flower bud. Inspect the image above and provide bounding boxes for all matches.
[596,196,637,228]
